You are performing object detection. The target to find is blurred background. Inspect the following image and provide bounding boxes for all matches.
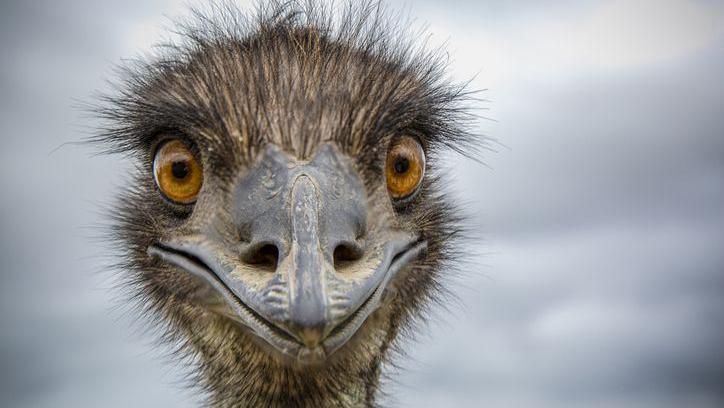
[1,0,723,406]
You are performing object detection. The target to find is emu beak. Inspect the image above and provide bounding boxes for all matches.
[148,144,426,364]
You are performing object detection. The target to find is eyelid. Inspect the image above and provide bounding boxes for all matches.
[151,133,200,157]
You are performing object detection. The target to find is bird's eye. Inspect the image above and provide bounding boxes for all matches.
[386,136,425,200]
[153,139,203,204]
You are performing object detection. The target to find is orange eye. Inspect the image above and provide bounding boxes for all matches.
[386,136,425,200]
[153,139,202,204]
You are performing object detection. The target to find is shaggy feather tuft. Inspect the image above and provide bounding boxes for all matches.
[91,1,483,406]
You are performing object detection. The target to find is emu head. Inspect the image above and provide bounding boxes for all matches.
[96,2,476,403]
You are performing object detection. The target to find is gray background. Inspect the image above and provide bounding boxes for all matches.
[1,1,723,407]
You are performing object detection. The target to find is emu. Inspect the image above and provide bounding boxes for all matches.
[94,1,478,406]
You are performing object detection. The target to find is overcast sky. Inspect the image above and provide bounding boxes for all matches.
[1,1,723,407]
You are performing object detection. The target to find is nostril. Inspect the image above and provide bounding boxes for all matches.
[333,242,364,272]
[243,243,279,272]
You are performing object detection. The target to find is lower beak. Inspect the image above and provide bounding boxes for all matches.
[149,234,425,363]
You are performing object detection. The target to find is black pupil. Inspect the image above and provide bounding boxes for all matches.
[171,161,190,180]
[393,157,410,174]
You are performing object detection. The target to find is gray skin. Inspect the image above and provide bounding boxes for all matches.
[95,2,477,407]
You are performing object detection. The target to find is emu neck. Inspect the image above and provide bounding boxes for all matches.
[202,353,382,407]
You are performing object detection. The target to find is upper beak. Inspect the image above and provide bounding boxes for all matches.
[148,144,426,363]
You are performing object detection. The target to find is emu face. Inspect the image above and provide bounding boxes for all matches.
[149,138,426,363]
[98,5,473,396]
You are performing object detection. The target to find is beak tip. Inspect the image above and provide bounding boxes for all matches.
[298,327,325,348]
